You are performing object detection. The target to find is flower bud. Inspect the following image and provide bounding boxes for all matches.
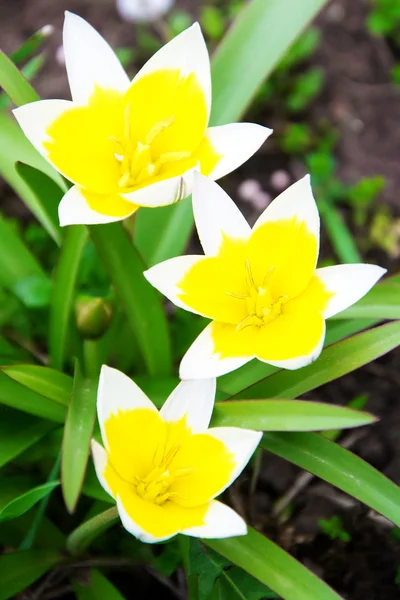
[75,296,113,340]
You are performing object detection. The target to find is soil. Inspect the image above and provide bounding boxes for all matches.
[1,0,400,598]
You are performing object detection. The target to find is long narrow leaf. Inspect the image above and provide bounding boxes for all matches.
[0,482,59,521]
[61,362,97,513]
[90,223,172,375]
[1,365,72,406]
[211,399,376,431]
[207,527,342,600]
[0,47,39,105]
[15,162,64,245]
[73,569,127,600]
[261,432,400,526]
[234,321,400,399]
[50,225,88,370]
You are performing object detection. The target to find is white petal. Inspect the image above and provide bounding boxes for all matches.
[257,321,326,370]
[131,22,211,115]
[204,123,272,181]
[58,186,137,226]
[13,99,73,167]
[97,365,157,450]
[192,173,251,256]
[179,323,253,380]
[316,264,387,319]
[144,255,207,315]
[117,0,174,23]
[116,495,174,544]
[122,167,198,207]
[206,427,262,494]
[63,12,130,104]
[183,500,247,539]
[90,439,114,498]
[253,175,320,245]
[160,379,216,433]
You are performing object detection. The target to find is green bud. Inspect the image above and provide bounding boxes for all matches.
[75,296,113,340]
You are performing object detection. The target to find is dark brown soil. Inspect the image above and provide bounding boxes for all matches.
[2,0,400,599]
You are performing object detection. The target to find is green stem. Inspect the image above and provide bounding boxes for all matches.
[83,339,102,379]
[66,506,119,556]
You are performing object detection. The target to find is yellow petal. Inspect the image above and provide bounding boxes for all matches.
[125,69,208,156]
[177,235,248,323]
[247,217,318,300]
[44,86,125,194]
[117,480,208,541]
[168,432,236,507]
[82,189,139,218]
[193,134,222,176]
[104,408,167,483]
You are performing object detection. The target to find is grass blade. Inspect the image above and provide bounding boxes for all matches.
[261,432,400,526]
[0,47,39,105]
[0,482,59,521]
[1,365,72,406]
[211,399,376,431]
[207,527,342,600]
[61,361,97,513]
[0,549,60,600]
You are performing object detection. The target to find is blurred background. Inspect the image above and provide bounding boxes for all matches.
[1,1,400,598]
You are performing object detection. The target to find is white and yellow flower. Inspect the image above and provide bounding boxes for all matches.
[145,173,386,379]
[91,366,261,543]
[13,13,271,226]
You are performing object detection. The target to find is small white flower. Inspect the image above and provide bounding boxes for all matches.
[117,0,174,23]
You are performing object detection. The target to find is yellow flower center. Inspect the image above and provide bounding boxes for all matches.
[228,260,289,332]
[133,442,194,506]
[111,112,191,191]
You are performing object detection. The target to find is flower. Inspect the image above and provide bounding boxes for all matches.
[13,13,271,227]
[91,365,262,543]
[116,0,174,23]
[144,173,386,379]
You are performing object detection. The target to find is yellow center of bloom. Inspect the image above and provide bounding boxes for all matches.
[177,218,334,362]
[43,69,222,216]
[101,408,235,538]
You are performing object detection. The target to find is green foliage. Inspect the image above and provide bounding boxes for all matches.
[280,122,313,154]
[318,515,351,542]
[188,539,277,600]
[200,6,226,40]
[367,0,400,42]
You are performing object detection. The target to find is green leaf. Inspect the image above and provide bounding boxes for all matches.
[90,223,172,376]
[317,196,362,264]
[134,0,327,265]
[10,25,53,64]
[218,567,278,599]
[206,527,342,600]
[234,321,400,399]
[0,214,46,291]
[13,274,52,308]
[0,370,66,422]
[0,481,59,521]
[0,47,39,105]
[188,539,276,600]
[1,365,72,407]
[0,113,64,224]
[261,432,400,526]
[332,276,400,320]
[50,225,88,370]
[211,399,376,431]
[0,549,60,600]
[62,361,97,513]
[73,569,126,600]
[0,407,53,468]
[15,162,64,245]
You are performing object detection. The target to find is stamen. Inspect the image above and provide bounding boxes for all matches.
[146,116,175,145]
[245,259,256,289]
[236,314,258,332]
[263,266,275,287]
[226,291,246,300]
